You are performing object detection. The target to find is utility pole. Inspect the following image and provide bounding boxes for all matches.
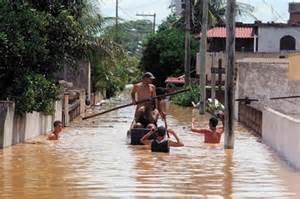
[153,13,156,33]
[136,13,156,33]
[115,0,119,42]
[184,0,191,86]
[199,0,208,114]
[224,0,236,149]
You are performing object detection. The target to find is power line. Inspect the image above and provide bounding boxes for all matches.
[118,6,137,21]
[261,0,284,21]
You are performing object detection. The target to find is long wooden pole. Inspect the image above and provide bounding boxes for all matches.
[82,88,190,120]
[184,0,191,86]
[270,95,300,100]
[199,0,208,114]
[153,13,156,33]
[224,0,236,149]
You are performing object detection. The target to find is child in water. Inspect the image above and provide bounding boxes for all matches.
[140,126,184,152]
[48,121,63,140]
[191,112,225,144]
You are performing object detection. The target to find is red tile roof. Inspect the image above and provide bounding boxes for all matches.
[165,76,185,84]
[204,27,255,38]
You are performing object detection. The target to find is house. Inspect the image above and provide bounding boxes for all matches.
[257,23,300,52]
[205,25,257,52]
[203,2,300,53]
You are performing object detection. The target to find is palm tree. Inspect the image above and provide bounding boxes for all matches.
[192,0,256,33]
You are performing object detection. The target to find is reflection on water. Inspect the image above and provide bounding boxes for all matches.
[1,99,300,198]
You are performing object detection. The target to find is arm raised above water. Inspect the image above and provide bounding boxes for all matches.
[168,129,184,147]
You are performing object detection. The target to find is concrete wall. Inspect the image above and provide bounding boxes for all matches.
[258,26,300,52]
[236,57,300,169]
[288,52,300,81]
[202,52,282,82]
[0,102,15,148]
[55,60,91,102]
[0,100,63,148]
[263,108,300,169]
[236,58,300,115]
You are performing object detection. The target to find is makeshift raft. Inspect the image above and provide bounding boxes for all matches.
[127,128,156,145]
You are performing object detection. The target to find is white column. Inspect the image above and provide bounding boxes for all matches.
[253,35,257,52]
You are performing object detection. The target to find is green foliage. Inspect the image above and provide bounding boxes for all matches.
[140,24,198,86]
[0,0,97,114]
[89,18,144,98]
[14,74,59,115]
[172,85,201,107]
[0,1,88,79]
[91,47,141,98]
[192,0,255,33]
[0,0,141,113]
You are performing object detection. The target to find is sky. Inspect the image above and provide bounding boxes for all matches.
[98,0,300,25]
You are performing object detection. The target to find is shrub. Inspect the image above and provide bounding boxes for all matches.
[14,73,60,115]
[172,85,201,107]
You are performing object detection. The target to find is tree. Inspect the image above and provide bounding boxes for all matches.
[190,0,256,33]
[0,0,105,114]
[140,16,198,87]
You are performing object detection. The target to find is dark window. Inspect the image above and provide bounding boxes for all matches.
[280,35,296,51]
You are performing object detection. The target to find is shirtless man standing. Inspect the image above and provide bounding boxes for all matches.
[131,72,157,108]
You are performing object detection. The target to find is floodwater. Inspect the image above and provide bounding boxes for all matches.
[1,93,300,198]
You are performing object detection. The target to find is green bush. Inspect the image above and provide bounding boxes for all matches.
[172,85,201,107]
[14,74,60,115]
[140,24,198,86]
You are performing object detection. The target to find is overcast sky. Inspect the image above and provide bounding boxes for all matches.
[98,0,300,25]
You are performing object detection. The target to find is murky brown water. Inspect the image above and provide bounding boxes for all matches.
[1,93,300,198]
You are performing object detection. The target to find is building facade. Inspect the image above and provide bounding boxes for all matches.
[257,25,300,52]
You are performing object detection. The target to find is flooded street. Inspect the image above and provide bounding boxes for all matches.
[1,93,300,198]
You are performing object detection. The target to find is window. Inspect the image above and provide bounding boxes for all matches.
[280,35,296,51]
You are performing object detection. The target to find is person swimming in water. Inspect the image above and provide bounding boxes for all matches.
[191,112,225,144]
[140,126,184,153]
[48,121,63,140]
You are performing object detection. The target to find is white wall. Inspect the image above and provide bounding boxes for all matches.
[263,108,300,169]
[0,100,63,148]
[236,57,300,169]
[0,102,15,148]
[258,26,300,52]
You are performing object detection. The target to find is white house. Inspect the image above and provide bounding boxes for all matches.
[257,24,300,53]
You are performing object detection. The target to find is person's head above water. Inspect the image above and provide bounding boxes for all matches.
[142,72,155,84]
[209,117,219,130]
[53,120,63,133]
[155,126,166,138]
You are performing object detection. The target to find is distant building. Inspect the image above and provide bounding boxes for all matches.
[257,23,300,52]
[204,25,256,52]
[201,2,300,53]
